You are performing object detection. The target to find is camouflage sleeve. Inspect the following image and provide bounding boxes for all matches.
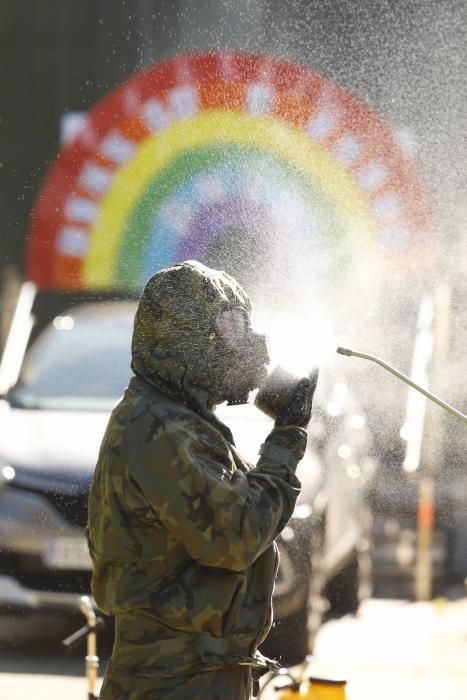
[256,425,308,480]
[129,421,306,572]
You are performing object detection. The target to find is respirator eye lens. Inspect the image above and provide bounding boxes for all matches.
[214,309,249,348]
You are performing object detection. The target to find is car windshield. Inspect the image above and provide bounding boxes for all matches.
[8,308,135,411]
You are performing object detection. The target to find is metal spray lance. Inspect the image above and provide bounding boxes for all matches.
[336,347,467,424]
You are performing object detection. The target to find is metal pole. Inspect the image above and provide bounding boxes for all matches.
[79,595,99,700]
[0,267,22,354]
[414,284,451,601]
[0,280,36,395]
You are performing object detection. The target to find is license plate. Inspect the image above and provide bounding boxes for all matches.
[44,537,92,570]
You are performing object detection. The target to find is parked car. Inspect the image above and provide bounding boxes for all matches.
[0,298,375,664]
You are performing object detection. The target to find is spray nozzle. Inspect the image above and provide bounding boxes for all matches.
[336,346,467,424]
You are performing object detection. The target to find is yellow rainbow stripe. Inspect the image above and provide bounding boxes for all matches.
[84,110,375,288]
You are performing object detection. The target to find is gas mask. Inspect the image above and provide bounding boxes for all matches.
[210,309,269,406]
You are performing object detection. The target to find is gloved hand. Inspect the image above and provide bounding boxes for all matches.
[274,369,319,429]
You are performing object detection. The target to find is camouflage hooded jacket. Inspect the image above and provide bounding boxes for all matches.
[87,261,307,680]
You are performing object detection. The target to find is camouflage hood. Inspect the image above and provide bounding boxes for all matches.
[131,261,252,414]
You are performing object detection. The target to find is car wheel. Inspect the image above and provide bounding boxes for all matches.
[323,552,361,620]
[260,599,309,667]
[324,502,374,620]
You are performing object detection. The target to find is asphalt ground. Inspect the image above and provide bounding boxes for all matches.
[2,597,467,700]
[307,597,467,700]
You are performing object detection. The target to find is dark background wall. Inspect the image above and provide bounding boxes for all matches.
[0,1,137,273]
[0,0,465,282]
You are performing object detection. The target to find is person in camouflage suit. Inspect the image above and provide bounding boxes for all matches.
[87,261,315,699]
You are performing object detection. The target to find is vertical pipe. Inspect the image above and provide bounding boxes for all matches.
[414,284,451,601]
[79,596,99,700]
[0,281,36,395]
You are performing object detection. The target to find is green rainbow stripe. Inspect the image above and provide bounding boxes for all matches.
[116,144,347,288]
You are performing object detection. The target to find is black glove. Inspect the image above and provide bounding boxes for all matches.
[274,369,319,429]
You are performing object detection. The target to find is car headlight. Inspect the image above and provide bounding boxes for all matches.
[0,464,15,490]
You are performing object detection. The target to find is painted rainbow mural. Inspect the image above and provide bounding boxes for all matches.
[26,52,433,291]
